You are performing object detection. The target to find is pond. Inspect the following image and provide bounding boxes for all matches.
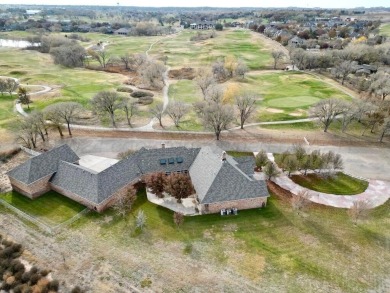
[0,39,40,48]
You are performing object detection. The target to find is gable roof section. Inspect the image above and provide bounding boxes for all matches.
[190,146,268,205]
[7,144,79,185]
[234,156,256,175]
[51,156,142,205]
[201,163,268,204]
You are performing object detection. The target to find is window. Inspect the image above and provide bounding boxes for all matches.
[168,158,175,164]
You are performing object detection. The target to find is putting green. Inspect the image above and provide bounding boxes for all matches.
[266,96,321,108]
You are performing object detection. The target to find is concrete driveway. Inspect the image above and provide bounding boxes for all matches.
[62,137,390,181]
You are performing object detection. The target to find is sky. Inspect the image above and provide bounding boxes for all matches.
[0,0,388,8]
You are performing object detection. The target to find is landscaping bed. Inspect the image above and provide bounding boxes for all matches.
[290,172,369,195]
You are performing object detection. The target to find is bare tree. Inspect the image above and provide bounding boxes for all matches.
[195,68,215,100]
[120,53,131,70]
[332,61,354,85]
[197,100,234,140]
[166,101,189,127]
[369,71,390,101]
[340,101,357,133]
[122,99,138,127]
[91,91,124,128]
[310,98,346,132]
[50,43,86,67]
[0,79,7,95]
[212,60,229,81]
[332,153,343,172]
[379,118,390,142]
[140,60,166,90]
[263,161,280,180]
[88,48,109,68]
[18,87,31,109]
[348,200,370,224]
[149,102,165,127]
[16,116,39,148]
[44,102,82,136]
[44,108,64,137]
[5,78,18,96]
[290,48,306,69]
[291,190,311,215]
[235,94,256,129]
[234,59,248,79]
[29,111,47,142]
[271,50,285,69]
[135,210,147,230]
[113,186,137,218]
[173,212,185,227]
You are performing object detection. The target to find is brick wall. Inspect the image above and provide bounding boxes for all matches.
[9,174,52,199]
[199,197,268,214]
[50,180,137,213]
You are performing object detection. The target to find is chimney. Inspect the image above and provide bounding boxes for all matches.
[221,151,227,161]
[161,143,165,149]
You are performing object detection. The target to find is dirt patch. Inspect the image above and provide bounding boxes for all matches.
[168,67,196,80]
[266,108,284,113]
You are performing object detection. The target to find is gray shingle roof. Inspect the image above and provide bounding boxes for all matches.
[133,147,200,174]
[7,144,79,185]
[13,144,268,207]
[50,146,199,205]
[234,156,256,175]
[190,146,268,204]
[51,156,142,205]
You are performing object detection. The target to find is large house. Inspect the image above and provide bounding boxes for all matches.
[190,21,215,30]
[7,144,269,214]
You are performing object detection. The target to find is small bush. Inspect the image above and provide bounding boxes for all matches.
[140,277,152,288]
[71,286,85,293]
[131,91,154,98]
[117,149,135,160]
[117,86,133,93]
[137,96,154,105]
[0,147,21,163]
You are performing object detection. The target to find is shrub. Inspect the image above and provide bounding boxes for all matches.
[0,147,21,163]
[137,96,154,105]
[117,86,133,93]
[131,91,154,98]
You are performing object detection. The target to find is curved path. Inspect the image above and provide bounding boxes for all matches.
[265,153,390,209]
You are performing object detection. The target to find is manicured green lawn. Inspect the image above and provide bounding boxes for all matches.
[168,80,200,104]
[379,23,390,37]
[0,190,86,226]
[290,172,369,195]
[150,29,273,69]
[74,186,390,292]
[239,71,351,122]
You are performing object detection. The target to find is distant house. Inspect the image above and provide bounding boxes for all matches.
[114,28,131,36]
[7,145,269,214]
[289,36,304,47]
[190,21,215,30]
[355,64,377,76]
